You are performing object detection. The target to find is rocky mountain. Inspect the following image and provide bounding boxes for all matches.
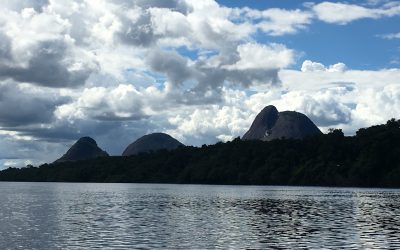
[122,133,184,156]
[243,105,322,141]
[55,137,109,163]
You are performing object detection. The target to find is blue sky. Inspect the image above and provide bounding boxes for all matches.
[274,19,400,69]
[0,0,400,168]
[216,0,400,70]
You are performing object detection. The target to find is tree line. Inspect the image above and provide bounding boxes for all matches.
[1,119,399,187]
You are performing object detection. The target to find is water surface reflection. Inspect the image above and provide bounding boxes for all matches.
[0,183,399,249]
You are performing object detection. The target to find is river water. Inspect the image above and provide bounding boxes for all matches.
[0,182,399,249]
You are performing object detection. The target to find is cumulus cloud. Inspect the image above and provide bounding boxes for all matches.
[167,88,251,144]
[0,40,97,88]
[279,62,400,133]
[354,84,400,125]
[150,7,191,40]
[56,84,146,121]
[275,89,353,127]
[147,49,194,86]
[117,8,156,47]
[0,7,98,87]
[146,45,284,104]
[301,60,347,73]
[225,43,295,70]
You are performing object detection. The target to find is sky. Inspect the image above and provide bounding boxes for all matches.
[0,0,400,169]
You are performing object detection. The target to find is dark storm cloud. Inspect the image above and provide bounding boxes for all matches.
[0,83,69,127]
[0,40,95,88]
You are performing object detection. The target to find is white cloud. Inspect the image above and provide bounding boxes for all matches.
[167,104,251,144]
[145,44,283,102]
[328,63,347,73]
[301,60,326,72]
[225,43,295,70]
[150,8,191,38]
[56,84,146,121]
[378,32,400,39]
[245,8,313,36]
[313,2,379,24]
[354,84,400,125]
[301,60,347,73]
[189,8,253,50]
[273,89,353,127]
[282,64,400,92]
[279,62,400,133]
[0,6,98,87]
[312,1,400,24]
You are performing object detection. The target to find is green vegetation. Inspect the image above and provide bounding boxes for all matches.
[1,119,400,187]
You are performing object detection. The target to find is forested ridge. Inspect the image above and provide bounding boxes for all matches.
[1,119,400,187]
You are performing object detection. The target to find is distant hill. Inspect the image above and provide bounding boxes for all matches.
[122,133,183,156]
[55,137,108,163]
[243,105,322,141]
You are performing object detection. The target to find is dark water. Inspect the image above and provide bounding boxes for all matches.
[0,183,400,249]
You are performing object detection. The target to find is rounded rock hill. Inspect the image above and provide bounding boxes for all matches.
[55,137,109,163]
[122,133,184,156]
[242,105,322,141]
